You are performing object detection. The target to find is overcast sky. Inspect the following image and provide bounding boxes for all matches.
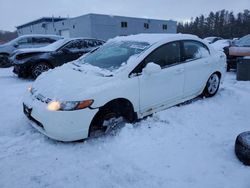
[0,0,249,31]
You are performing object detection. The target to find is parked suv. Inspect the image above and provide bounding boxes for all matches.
[0,34,63,68]
[12,38,105,78]
[224,34,250,71]
[23,34,226,141]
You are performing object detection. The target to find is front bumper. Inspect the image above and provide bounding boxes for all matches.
[0,55,12,68]
[23,93,98,141]
[13,64,30,77]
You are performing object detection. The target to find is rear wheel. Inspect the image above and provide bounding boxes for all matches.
[203,73,220,97]
[31,62,52,78]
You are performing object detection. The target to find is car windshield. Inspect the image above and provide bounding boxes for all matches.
[43,39,70,51]
[235,35,250,47]
[78,41,150,71]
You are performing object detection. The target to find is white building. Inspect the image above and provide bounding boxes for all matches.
[17,13,177,40]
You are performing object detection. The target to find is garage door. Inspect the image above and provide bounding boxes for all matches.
[60,29,70,38]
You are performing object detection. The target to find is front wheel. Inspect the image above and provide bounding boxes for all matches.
[31,62,52,78]
[203,73,220,97]
[89,111,127,138]
[0,54,11,68]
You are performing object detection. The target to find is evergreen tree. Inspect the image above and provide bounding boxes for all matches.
[177,10,250,39]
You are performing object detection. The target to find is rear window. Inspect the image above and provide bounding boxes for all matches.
[183,41,210,61]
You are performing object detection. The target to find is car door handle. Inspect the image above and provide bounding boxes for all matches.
[175,68,184,74]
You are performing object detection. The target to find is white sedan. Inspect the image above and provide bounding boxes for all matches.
[23,34,226,141]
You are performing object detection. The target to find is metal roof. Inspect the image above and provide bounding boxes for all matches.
[16,17,66,29]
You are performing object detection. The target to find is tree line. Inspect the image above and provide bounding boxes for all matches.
[177,9,250,39]
[0,30,17,44]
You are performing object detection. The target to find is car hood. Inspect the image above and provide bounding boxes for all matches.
[32,63,116,101]
[0,44,9,52]
[15,46,54,55]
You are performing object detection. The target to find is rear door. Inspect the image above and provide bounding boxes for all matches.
[182,40,212,97]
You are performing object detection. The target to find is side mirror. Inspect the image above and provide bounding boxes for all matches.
[142,62,161,76]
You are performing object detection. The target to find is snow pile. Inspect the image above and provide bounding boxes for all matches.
[211,40,230,51]
[0,68,250,188]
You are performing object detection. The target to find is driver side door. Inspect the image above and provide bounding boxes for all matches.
[135,41,185,116]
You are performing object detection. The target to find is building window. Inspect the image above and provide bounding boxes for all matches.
[73,25,75,29]
[62,22,64,25]
[121,21,128,28]
[144,23,149,29]
[163,24,168,30]
[54,28,56,31]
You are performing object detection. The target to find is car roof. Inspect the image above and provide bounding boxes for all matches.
[18,34,63,39]
[108,33,200,45]
[67,37,105,42]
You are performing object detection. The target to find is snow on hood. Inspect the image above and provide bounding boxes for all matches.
[0,43,7,48]
[32,63,117,101]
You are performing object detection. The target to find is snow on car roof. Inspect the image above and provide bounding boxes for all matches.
[17,34,63,38]
[108,33,200,45]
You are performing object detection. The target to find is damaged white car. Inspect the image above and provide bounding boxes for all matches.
[23,34,226,141]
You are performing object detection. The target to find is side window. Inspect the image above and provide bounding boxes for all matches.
[95,40,105,46]
[183,41,210,61]
[17,37,32,45]
[63,40,83,52]
[92,40,104,47]
[32,37,56,44]
[86,40,95,48]
[144,42,181,68]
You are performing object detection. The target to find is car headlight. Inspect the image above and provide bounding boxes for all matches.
[28,86,36,95]
[47,100,94,111]
[28,86,32,92]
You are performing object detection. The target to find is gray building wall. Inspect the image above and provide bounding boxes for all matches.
[89,14,177,40]
[17,14,177,40]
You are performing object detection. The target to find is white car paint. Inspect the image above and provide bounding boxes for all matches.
[23,34,226,141]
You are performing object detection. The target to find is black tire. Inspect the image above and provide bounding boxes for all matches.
[89,110,128,138]
[235,132,250,166]
[203,73,221,97]
[0,54,11,68]
[31,62,52,79]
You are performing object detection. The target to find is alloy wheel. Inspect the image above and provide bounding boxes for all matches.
[207,74,220,95]
[32,63,50,78]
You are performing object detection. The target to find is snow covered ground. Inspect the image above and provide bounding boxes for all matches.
[0,67,250,188]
